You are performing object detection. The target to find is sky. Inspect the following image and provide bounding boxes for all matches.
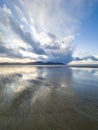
[0,0,98,63]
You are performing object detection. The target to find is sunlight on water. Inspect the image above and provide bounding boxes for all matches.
[0,65,98,130]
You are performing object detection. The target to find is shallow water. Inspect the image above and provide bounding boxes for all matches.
[0,65,98,130]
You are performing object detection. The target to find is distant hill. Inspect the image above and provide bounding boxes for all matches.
[0,61,64,65]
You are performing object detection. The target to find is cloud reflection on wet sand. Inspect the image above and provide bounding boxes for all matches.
[0,66,98,130]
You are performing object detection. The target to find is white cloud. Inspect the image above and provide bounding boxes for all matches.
[60,35,75,50]
[20,0,79,37]
[0,0,97,63]
[20,0,98,36]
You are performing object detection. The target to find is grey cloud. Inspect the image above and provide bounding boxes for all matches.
[48,33,57,40]
[0,30,5,43]
[74,55,98,61]
[46,51,73,63]
[0,45,23,58]
[44,43,60,50]
[10,19,46,55]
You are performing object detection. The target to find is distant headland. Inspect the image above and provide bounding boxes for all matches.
[0,61,65,65]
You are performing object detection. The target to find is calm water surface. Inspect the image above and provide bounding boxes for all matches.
[0,65,98,130]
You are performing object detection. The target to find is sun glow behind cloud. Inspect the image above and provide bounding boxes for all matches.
[0,0,98,63]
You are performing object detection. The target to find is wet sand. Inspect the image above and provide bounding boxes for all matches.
[0,66,98,130]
